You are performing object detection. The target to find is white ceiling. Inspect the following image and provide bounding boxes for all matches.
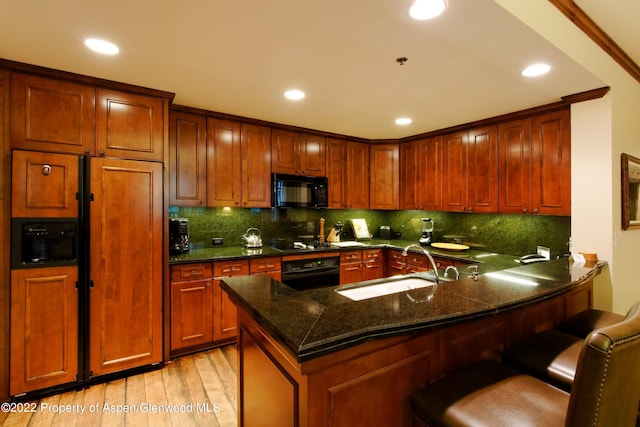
[0,0,633,140]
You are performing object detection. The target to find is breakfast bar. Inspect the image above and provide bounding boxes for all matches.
[221,258,600,427]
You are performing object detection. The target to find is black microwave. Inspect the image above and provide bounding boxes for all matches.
[272,174,328,208]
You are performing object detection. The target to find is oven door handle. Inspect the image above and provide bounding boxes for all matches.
[282,266,340,281]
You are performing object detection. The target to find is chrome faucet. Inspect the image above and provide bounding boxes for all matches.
[402,244,439,285]
[444,265,459,280]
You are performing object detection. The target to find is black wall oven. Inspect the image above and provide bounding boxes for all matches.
[11,218,78,269]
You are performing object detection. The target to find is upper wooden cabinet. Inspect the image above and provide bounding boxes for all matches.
[206,117,242,207]
[169,111,207,206]
[12,150,79,217]
[532,109,571,215]
[345,141,369,209]
[272,129,326,176]
[326,138,369,209]
[96,89,165,161]
[369,143,399,210]
[11,73,168,161]
[443,125,498,213]
[400,136,443,210]
[11,73,95,155]
[207,120,271,208]
[499,109,571,215]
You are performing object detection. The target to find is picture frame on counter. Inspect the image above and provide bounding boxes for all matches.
[621,153,640,229]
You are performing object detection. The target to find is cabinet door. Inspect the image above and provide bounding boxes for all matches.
[11,73,95,155]
[467,125,497,213]
[169,111,207,206]
[369,143,399,210]
[345,141,369,209]
[326,138,345,208]
[171,278,213,350]
[532,109,571,215]
[422,136,444,211]
[89,158,163,377]
[499,118,532,214]
[241,124,271,207]
[206,117,241,207]
[271,129,299,175]
[96,89,165,161]
[300,134,326,176]
[442,131,467,212]
[213,260,249,341]
[11,150,79,217]
[400,140,421,210]
[10,266,78,395]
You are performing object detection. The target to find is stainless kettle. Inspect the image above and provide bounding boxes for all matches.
[241,228,262,248]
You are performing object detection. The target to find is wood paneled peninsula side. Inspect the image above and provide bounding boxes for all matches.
[220,258,599,427]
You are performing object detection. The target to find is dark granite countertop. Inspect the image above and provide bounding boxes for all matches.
[220,258,601,362]
[169,238,519,272]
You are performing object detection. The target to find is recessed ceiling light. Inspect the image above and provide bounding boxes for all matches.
[522,63,551,77]
[409,0,447,20]
[84,38,119,55]
[395,117,412,125]
[284,89,305,100]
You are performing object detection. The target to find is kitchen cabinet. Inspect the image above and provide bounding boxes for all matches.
[531,109,571,215]
[250,256,282,281]
[213,259,250,341]
[339,249,384,285]
[10,266,78,395]
[340,250,363,285]
[170,262,214,352]
[498,109,571,215]
[206,119,271,208]
[169,111,207,206]
[345,141,370,209]
[326,138,369,209]
[11,73,167,161]
[271,129,326,176]
[11,150,79,217]
[443,126,498,213]
[89,157,164,377]
[11,73,95,156]
[369,143,399,210]
[96,89,165,162]
[400,136,443,210]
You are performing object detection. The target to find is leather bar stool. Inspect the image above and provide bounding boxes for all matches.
[502,308,626,392]
[410,301,640,427]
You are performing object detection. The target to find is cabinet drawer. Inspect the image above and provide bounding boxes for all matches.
[340,250,362,263]
[214,259,249,277]
[363,249,382,261]
[170,262,213,281]
[406,253,429,268]
[250,256,281,274]
[388,250,404,262]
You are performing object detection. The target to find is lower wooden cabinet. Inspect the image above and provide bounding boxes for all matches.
[170,263,214,351]
[10,266,78,395]
[340,249,384,285]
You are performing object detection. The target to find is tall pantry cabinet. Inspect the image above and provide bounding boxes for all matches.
[7,68,172,396]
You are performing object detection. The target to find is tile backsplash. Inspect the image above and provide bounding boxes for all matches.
[170,207,570,258]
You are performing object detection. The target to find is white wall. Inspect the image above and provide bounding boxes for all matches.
[496,0,640,314]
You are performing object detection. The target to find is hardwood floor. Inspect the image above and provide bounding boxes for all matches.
[0,345,237,427]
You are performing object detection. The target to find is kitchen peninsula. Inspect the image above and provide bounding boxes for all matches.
[220,257,599,427]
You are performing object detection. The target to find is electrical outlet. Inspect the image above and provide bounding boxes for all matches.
[211,237,224,245]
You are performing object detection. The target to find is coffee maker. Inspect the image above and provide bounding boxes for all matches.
[169,218,190,255]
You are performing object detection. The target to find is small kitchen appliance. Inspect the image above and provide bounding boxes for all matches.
[419,218,434,246]
[169,218,190,255]
[242,227,263,248]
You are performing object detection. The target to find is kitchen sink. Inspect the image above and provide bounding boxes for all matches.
[335,276,436,301]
